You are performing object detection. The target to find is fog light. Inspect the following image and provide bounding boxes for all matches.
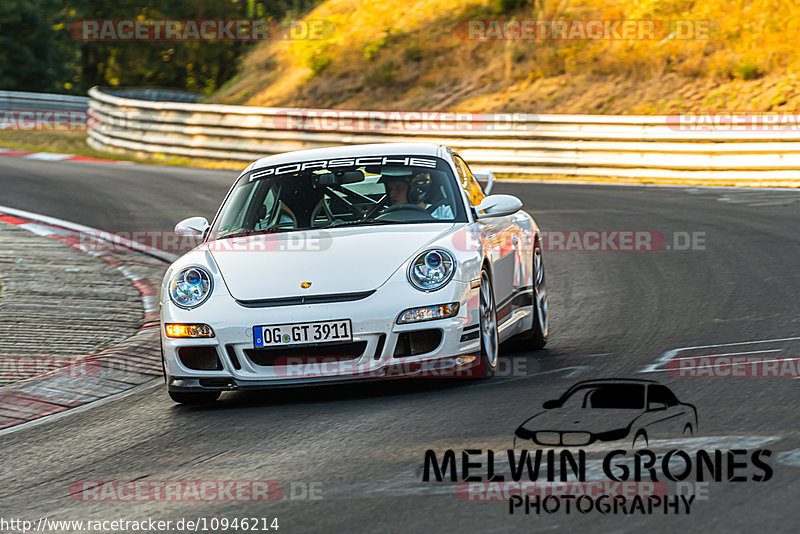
[165,323,215,338]
[396,303,459,324]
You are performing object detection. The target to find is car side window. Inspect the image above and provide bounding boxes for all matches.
[453,155,486,207]
[648,385,679,406]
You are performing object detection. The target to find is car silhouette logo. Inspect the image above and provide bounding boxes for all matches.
[513,379,698,449]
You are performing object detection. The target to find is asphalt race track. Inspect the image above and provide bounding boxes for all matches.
[1,157,799,532]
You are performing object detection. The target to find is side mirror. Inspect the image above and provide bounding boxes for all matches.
[475,194,522,219]
[472,169,495,195]
[542,400,560,409]
[647,401,667,412]
[174,216,209,238]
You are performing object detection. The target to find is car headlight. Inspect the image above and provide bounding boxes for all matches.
[397,303,460,324]
[169,267,213,308]
[407,249,456,292]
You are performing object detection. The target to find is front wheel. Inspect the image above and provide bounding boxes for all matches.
[474,268,498,378]
[168,390,221,404]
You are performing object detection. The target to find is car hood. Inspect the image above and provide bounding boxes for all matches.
[516,407,643,436]
[207,223,456,300]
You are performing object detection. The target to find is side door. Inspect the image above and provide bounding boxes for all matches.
[452,154,518,324]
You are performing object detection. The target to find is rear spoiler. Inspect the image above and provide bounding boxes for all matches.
[471,169,495,195]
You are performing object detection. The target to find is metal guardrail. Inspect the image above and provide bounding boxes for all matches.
[87,86,800,180]
[99,87,201,103]
[0,90,89,112]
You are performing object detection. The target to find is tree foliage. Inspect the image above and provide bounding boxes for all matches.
[0,0,76,92]
[0,0,318,94]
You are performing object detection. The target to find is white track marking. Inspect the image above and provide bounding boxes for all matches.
[467,366,593,389]
[684,357,800,372]
[502,365,593,381]
[689,349,781,358]
[0,204,177,262]
[639,337,800,373]
[716,190,800,206]
[671,336,800,349]
[23,152,73,161]
[748,201,797,206]
[17,222,69,237]
[776,449,800,467]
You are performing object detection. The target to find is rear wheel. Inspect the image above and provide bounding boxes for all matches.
[530,239,548,349]
[509,235,548,349]
[474,268,498,378]
[168,390,221,404]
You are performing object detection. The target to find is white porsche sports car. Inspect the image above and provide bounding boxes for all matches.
[160,143,548,403]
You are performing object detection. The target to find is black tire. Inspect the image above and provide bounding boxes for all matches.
[683,423,693,437]
[633,430,649,448]
[509,236,548,350]
[168,390,221,404]
[160,341,167,385]
[529,239,548,350]
[474,268,498,378]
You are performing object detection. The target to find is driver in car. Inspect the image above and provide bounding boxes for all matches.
[380,171,454,220]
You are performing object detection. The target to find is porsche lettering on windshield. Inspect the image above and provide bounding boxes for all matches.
[248,156,438,180]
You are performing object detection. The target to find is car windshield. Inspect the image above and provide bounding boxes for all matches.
[211,155,466,239]
[561,384,646,409]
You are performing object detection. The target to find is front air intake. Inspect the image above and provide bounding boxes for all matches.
[393,330,442,357]
[178,346,223,370]
[244,341,368,366]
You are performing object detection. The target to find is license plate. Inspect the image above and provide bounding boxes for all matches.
[254,319,352,348]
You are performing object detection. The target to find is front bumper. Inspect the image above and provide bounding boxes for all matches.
[161,280,482,391]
